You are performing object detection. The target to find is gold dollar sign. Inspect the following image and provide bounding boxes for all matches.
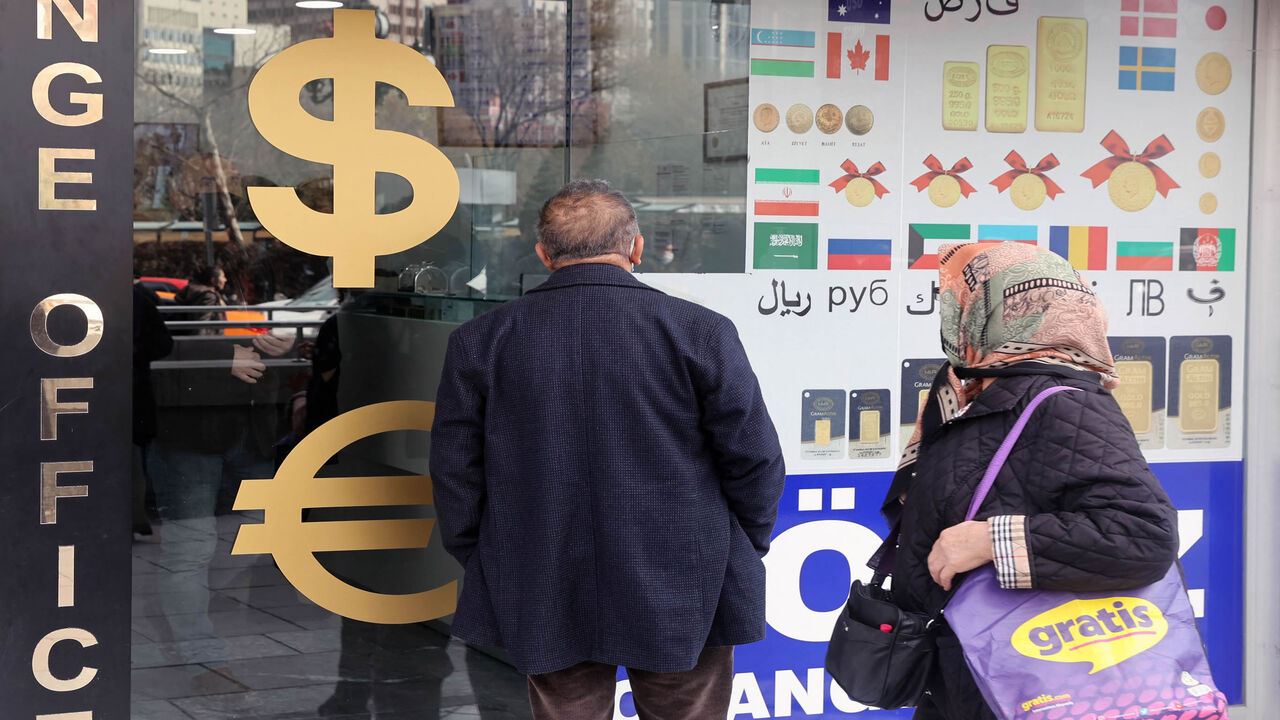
[246,10,459,288]
[231,401,457,624]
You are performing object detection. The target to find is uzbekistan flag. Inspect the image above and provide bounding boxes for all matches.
[751,58,815,78]
[1179,228,1236,271]
[754,168,820,217]
[1119,46,1175,91]
[1116,241,1174,271]
[908,223,970,270]
[1050,226,1108,271]
[829,239,891,270]
[829,0,890,24]
[976,224,1037,245]
[1121,0,1177,38]
[751,29,816,48]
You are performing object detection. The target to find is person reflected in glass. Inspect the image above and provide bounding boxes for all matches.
[133,272,174,537]
[174,263,228,335]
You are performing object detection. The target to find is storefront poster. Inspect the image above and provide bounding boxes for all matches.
[634,0,1249,716]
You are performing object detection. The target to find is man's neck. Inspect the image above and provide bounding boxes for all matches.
[549,254,632,272]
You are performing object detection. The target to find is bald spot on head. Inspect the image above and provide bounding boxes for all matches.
[537,179,638,265]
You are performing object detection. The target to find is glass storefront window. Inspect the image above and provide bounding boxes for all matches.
[131,1,749,716]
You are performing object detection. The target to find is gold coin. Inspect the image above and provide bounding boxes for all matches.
[928,175,962,208]
[753,103,779,133]
[786,103,813,134]
[1195,52,1232,95]
[816,104,843,134]
[1200,193,1218,214]
[844,177,875,207]
[845,104,874,135]
[1107,161,1158,212]
[1009,173,1047,211]
[1197,107,1226,142]
[1199,152,1221,178]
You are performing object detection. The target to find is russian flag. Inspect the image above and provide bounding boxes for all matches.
[829,238,891,270]
[1050,226,1108,271]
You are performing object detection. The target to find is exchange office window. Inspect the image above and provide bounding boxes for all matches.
[130,1,750,717]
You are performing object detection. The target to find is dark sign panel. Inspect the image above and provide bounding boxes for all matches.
[0,0,133,716]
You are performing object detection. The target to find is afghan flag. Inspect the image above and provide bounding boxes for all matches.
[754,168,820,217]
[1179,228,1236,271]
[1050,226,1108,271]
[908,223,970,270]
[1116,241,1174,271]
[829,238,891,270]
[976,224,1038,245]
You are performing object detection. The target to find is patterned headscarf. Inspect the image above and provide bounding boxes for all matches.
[898,242,1117,469]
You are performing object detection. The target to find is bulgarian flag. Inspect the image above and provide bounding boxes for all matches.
[1116,241,1174,271]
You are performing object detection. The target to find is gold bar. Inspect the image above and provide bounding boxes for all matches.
[1034,17,1088,132]
[986,45,1029,133]
[942,61,980,131]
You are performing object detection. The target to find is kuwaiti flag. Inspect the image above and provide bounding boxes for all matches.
[829,238,891,270]
[908,223,970,270]
[754,168,820,217]
[1050,226,1108,271]
[829,0,890,24]
[976,224,1038,245]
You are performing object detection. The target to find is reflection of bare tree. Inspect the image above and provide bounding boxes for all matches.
[134,31,292,245]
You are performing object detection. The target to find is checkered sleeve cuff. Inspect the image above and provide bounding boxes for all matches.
[989,515,1033,589]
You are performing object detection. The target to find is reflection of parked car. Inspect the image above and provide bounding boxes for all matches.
[255,276,339,339]
[138,276,187,304]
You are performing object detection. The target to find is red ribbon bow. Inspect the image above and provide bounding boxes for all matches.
[1080,130,1180,197]
[910,155,978,197]
[829,160,891,198]
[989,151,1065,198]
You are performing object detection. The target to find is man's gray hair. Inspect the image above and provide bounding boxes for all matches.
[537,179,639,264]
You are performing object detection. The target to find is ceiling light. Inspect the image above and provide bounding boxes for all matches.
[148,48,189,55]
[213,27,257,35]
[296,0,344,8]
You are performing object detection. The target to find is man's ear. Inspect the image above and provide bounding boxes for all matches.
[535,243,555,271]
[629,235,644,267]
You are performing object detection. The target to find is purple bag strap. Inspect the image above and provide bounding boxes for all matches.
[963,385,1081,522]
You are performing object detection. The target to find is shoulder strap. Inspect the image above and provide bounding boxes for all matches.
[963,385,1082,522]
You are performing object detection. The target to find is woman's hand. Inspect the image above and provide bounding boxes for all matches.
[927,521,994,591]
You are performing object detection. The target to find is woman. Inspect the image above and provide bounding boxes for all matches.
[885,242,1179,719]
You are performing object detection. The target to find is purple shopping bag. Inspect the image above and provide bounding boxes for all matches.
[942,386,1229,720]
[946,565,1228,720]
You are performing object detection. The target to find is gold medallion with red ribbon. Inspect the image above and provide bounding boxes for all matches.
[910,155,977,208]
[829,160,890,208]
[989,151,1064,211]
[1081,130,1180,212]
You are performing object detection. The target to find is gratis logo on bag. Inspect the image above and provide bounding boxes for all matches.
[947,564,1229,720]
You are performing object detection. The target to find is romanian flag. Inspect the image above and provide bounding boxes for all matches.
[1179,228,1236,271]
[1116,241,1174,271]
[1050,226,1108,271]
[1119,46,1175,91]
[829,239,891,270]
[754,168,820,217]
[908,223,971,270]
[976,224,1037,245]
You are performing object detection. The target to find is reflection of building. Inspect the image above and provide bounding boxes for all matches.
[247,0,335,43]
[367,0,426,46]
[431,0,596,147]
[138,0,204,100]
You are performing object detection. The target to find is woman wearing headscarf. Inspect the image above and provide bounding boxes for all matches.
[884,242,1179,719]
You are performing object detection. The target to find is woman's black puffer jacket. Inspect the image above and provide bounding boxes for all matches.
[886,368,1179,720]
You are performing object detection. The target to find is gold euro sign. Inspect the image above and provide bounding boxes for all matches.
[246,10,460,288]
[231,401,457,624]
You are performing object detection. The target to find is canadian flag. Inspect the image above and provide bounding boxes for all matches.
[827,33,889,81]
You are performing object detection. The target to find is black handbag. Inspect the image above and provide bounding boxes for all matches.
[823,569,939,709]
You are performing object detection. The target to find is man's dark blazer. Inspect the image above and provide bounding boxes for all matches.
[430,262,786,676]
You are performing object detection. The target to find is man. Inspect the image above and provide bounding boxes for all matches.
[431,179,786,719]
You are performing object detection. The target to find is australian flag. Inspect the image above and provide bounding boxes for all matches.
[829,0,891,24]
